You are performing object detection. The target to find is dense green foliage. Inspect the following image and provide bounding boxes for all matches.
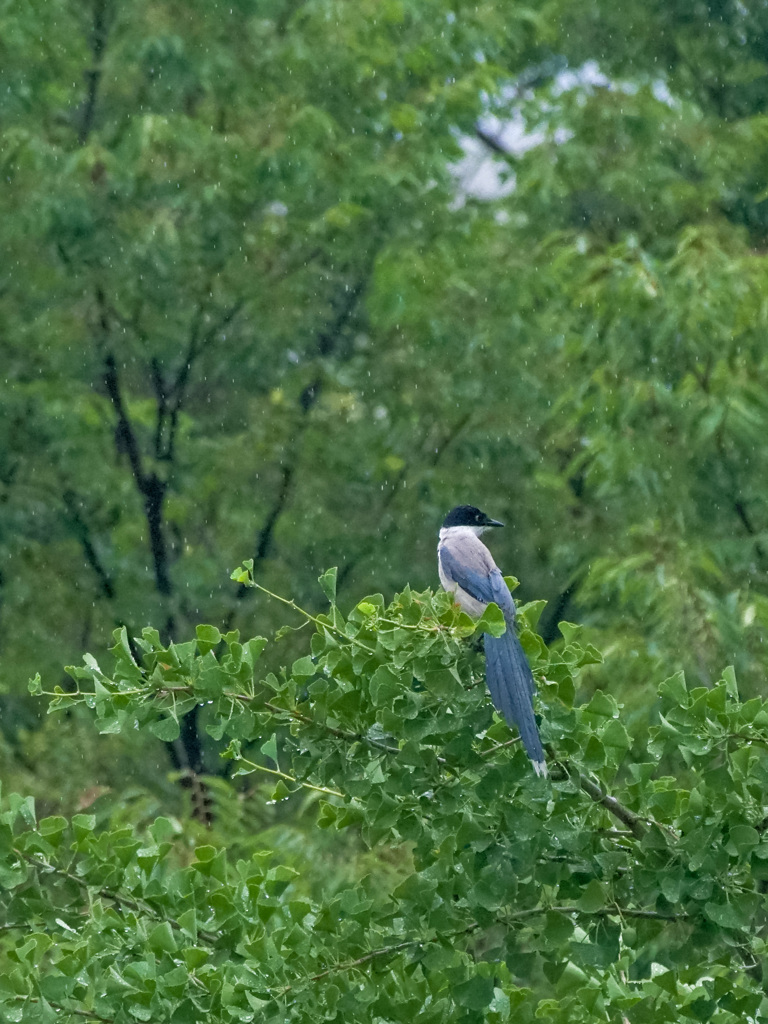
[4,570,768,1021]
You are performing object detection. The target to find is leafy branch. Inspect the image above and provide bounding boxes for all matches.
[17,851,219,945]
[233,752,345,799]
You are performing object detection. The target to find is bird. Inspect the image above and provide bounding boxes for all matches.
[437,504,546,776]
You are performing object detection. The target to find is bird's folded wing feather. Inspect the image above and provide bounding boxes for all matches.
[438,542,516,621]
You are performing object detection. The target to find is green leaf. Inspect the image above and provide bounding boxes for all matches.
[149,716,181,742]
[271,779,291,801]
[260,734,278,763]
[476,602,506,638]
[652,969,678,996]
[149,817,178,844]
[518,599,547,629]
[659,671,688,706]
[558,621,583,644]
[728,825,760,856]
[292,656,315,678]
[177,909,197,940]
[585,691,618,718]
[196,624,222,653]
[721,665,739,701]
[9,794,36,827]
[71,814,96,838]
[317,802,337,829]
[148,922,176,955]
[38,816,67,837]
[704,900,748,929]
[601,718,630,755]
[369,666,402,706]
[183,948,209,971]
[582,735,606,770]
[578,879,607,912]
[230,559,254,584]
[453,975,495,1010]
[318,567,338,604]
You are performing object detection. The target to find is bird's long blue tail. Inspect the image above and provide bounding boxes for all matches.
[484,626,546,776]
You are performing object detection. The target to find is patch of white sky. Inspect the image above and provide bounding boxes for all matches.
[453,60,677,204]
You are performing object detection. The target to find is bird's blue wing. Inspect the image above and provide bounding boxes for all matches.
[485,567,517,622]
[439,546,516,620]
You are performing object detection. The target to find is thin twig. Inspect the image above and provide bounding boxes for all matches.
[264,702,408,758]
[283,898,689,993]
[479,736,522,757]
[236,755,344,798]
[547,905,688,921]
[246,581,376,654]
[308,937,431,982]
[164,300,243,463]
[12,996,112,1023]
[291,920,481,991]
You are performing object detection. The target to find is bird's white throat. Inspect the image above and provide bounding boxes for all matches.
[438,524,486,542]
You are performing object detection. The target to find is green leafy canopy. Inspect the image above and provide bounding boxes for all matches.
[4,572,768,1022]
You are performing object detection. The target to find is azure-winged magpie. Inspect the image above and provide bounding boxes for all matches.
[438,504,546,776]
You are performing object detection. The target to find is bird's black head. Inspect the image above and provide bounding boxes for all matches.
[442,505,504,529]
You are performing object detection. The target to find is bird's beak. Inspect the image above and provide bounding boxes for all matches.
[488,518,504,528]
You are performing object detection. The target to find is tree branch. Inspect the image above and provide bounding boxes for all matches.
[307,937,431,982]
[577,772,647,839]
[262,700,449,763]
[317,278,367,357]
[507,905,687,923]
[290,897,686,991]
[256,464,294,564]
[540,573,585,646]
[149,356,168,461]
[163,300,243,464]
[103,352,146,491]
[103,350,172,600]
[713,414,768,573]
[337,411,470,593]
[97,291,240,802]
[61,489,115,600]
[100,306,198,777]
[77,0,109,145]
[474,123,514,157]
[12,997,112,1023]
